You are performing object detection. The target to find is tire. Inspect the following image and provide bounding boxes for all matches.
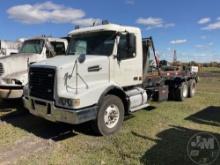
[92,95,124,136]
[195,76,200,82]
[188,79,196,98]
[168,87,175,100]
[175,82,188,101]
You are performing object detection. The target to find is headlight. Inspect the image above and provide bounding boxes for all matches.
[0,79,11,85]
[73,99,80,107]
[2,79,16,84]
[58,98,80,108]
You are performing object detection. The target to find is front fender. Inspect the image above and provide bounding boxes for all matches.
[1,71,28,86]
[56,82,120,109]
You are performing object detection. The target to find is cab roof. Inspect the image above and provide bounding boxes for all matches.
[68,23,141,36]
[26,37,67,43]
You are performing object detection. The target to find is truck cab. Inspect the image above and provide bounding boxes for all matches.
[23,23,197,136]
[0,37,68,99]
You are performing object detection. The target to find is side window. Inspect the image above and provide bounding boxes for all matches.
[117,33,136,60]
[50,42,66,55]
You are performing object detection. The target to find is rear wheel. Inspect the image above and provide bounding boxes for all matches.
[93,95,124,136]
[188,79,196,98]
[175,82,188,101]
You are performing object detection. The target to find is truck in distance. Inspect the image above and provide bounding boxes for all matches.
[0,40,22,57]
[0,36,68,99]
[23,22,197,136]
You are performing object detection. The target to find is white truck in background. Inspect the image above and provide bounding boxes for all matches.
[0,36,68,99]
[23,23,197,136]
[0,40,22,57]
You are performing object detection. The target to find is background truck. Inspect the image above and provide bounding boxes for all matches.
[0,40,22,57]
[0,36,68,99]
[23,22,197,136]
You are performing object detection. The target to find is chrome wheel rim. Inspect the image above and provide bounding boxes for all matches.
[104,104,120,129]
[183,84,188,98]
[192,83,196,95]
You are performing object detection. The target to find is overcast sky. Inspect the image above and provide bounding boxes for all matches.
[0,0,220,62]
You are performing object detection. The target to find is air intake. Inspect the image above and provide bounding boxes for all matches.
[0,63,4,76]
[29,67,55,101]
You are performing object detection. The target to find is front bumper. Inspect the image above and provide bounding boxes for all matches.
[23,97,97,125]
[0,85,23,99]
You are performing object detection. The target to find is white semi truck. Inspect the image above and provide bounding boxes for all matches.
[23,23,197,136]
[0,36,68,99]
[0,40,22,57]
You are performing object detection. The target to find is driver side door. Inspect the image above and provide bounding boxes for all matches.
[110,32,142,87]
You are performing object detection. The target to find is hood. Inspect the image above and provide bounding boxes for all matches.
[0,53,41,78]
[33,55,108,69]
[31,55,110,97]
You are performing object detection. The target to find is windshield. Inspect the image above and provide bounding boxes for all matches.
[19,39,44,54]
[67,31,116,56]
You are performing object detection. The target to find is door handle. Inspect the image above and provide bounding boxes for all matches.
[88,65,102,72]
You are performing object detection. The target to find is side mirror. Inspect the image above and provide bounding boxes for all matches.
[78,54,86,63]
[126,33,136,56]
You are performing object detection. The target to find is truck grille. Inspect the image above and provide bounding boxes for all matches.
[29,67,55,101]
[0,63,4,76]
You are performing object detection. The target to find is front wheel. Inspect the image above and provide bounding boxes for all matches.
[93,95,124,136]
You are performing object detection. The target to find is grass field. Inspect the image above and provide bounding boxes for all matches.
[0,68,220,165]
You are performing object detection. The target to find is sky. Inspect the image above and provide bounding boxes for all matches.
[0,0,220,62]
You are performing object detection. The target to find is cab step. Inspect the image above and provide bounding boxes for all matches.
[129,103,150,112]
